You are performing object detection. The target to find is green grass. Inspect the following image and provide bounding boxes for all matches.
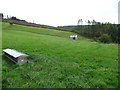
[2,22,118,88]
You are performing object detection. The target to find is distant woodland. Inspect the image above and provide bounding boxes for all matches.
[59,19,119,44]
[1,13,119,44]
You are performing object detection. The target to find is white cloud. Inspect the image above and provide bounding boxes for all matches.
[0,0,119,26]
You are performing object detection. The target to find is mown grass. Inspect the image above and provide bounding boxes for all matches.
[2,22,118,88]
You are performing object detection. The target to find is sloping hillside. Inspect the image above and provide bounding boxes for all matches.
[3,19,70,31]
[2,22,118,88]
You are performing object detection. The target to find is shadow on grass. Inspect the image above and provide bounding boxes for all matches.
[2,55,18,69]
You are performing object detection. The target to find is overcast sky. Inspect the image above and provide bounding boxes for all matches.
[1,0,119,27]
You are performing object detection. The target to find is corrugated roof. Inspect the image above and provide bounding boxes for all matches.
[3,49,28,58]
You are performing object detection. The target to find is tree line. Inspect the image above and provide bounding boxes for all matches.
[73,19,119,43]
[2,13,26,22]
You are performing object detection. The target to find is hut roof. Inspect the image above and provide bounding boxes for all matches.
[3,49,28,58]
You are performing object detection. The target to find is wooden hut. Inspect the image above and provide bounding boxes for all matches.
[3,49,29,65]
[70,35,78,40]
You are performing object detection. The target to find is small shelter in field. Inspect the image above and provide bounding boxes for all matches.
[3,49,29,65]
[70,35,78,40]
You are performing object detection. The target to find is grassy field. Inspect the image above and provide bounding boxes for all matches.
[2,22,118,88]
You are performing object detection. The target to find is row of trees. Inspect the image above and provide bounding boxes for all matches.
[73,19,119,43]
[2,13,27,22]
[77,19,112,25]
[8,16,26,22]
